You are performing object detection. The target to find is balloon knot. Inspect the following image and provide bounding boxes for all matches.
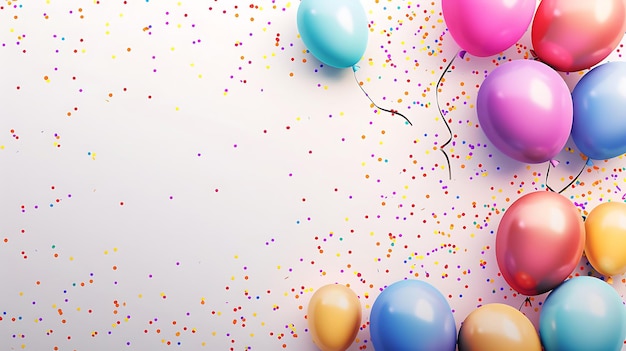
[606,277,613,284]
[352,65,360,72]
[586,158,594,166]
[550,159,560,167]
[458,50,467,59]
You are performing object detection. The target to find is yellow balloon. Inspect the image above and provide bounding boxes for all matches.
[585,201,626,279]
[458,303,541,351]
[307,284,361,351]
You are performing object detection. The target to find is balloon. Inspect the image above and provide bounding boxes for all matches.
[540,276,626,351]
[307,284,361,351]
[531,0,626,72]
[584,202,626,279]
[296,0,368,69]
[458,303,541,351]
[495,191,585,295]
[476,60,573,164]
[571,62,626,160]
[442,0,535,57]
[370,279,456,351]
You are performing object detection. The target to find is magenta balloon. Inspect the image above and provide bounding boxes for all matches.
[496,192,585,296]
[442,0,536,57]
[477,60,573,164]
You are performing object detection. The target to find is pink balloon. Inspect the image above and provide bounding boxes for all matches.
[496,192,585,296]
[532,0,626,72]
[442,0,536,57]
[477,60,573,164]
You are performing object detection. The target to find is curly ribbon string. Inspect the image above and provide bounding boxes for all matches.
[352,65,413,126]
[518,296,532,311]
[435,50,464,180]
[545,157,592,194]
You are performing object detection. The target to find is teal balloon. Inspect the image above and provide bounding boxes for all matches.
[539,276,626,351]
[370,279,457,351]
[572,61,626,160]
[296,0,368,69]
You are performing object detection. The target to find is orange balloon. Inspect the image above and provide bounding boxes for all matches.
[585,202,626,279]
[458,303,541,351]
[307,284,361,351]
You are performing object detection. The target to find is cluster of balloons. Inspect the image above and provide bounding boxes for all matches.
[444,0,626,164]
[495,191,585,295]
[443,0,625,71]
[299,0,626,350]
[308,278,626,351]
[308,280,458,351]
[298,0,626,163]
[493,190,626,350]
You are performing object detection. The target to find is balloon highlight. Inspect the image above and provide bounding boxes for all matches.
[540,276,626,351]
[495,191,585,295]
[477,60,573,164]
[307,284,361,351]
[370,280,457,351]
[297,0,368,69]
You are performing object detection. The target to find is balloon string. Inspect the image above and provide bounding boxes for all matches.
[518,296,532,311]
[545,158,588,194]
[352,68,413,126]
[435,50,462,180]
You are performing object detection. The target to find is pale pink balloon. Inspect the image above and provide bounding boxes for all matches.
[495,191,585,296]
[532,0,626,72]
[443,0,536,57]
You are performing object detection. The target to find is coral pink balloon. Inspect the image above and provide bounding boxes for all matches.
[496,192,585,295]
[532,0,626,72]
[443,0,536,57]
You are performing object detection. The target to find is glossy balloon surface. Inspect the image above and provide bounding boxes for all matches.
[442,0,535,57]
[307,284,361,351]
[477,60,573,164]
[496,191,585,295]
[584,202,626,278]
[532,0,625,72]
[370,280,456,351]
[540,276,626,351]
[297,0,368,68]
[458,303,541,351]
[572,62,626,160]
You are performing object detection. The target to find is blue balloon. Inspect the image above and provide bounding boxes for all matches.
[296,0,368,69]
[370,279,457,351]
[571,62,626,160]
[539,276,626,351]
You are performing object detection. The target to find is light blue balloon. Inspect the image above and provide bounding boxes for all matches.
[571,61,626,160]
[370,279,457,351]
[539,276,626,351]
[296,0,368,69]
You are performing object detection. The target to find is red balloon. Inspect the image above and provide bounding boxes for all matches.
[531,0,626,72]
[495,192,585,295]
